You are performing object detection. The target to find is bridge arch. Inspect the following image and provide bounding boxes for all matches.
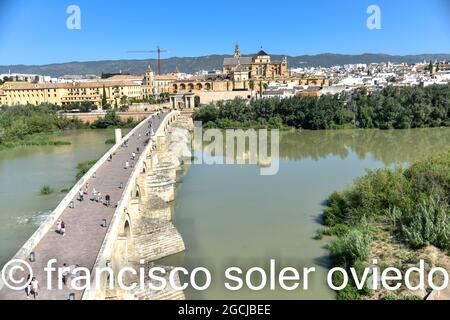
[123,214,132,240]
[142,161,147,174]
[132,184,142,202]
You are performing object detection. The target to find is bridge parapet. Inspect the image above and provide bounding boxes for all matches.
[82,110,183,300]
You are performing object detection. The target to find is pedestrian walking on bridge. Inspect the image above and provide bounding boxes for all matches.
[105,194,111,207]
[91,188,97,201]
[30,277,40,299]
[60,221,66,237]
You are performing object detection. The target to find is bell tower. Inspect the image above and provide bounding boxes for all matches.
[144,65,154,86]
[234,43,241,58]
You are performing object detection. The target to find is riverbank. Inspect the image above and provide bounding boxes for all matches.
[317,150,450,300]
[193,84,450,130]
[0,104,139,150]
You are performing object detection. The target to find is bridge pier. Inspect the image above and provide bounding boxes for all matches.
[146,174,175,203]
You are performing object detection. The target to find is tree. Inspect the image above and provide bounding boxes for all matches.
[428,61,433,75]
[101,85,107,107]
[120,95,128,106]
[192,84,450,130]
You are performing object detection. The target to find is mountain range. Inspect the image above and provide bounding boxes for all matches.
[1,53,449,78]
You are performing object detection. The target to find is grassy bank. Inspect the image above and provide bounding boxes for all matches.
[194,84,450,130]
[59,159,98,194]
[317,150,450,300]
[0,104,139,150]
[76,160,97,180]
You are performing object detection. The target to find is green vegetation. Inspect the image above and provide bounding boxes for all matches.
[105,138,116,145]
[59,159,98,194]
[76,160,97,180]
[89,110,138,129]
[194,84,450,130]
[101,85,107,108]
[319,150,450,299]
[0,105,138,150]
[129,92,170,105]
[60,101,97,113]
[0,104,85,149]
[0,76,20,85]
[40,185,54,195]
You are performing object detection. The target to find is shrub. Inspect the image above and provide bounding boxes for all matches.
[40,185,54,195]
[381,294,398,300]
[405,150,450,202]
[336,284,361,300]
[315,224,350,239]
[323,192,348,226]
[313,232,324,240]
[76,160,97,180]
[401,197,450,250]
[329,228,372,268]
[105,138,115,145]
[402,295,422,300]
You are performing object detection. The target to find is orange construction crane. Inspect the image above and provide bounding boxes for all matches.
[127,46,170,75]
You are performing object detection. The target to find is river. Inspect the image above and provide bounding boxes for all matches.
[0,127,449,300]
[159,127,450,300]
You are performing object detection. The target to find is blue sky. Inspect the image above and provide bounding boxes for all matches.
[0,0,449,65]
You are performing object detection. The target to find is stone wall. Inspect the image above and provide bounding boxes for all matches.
[197,90,255,105]
[62,111,157,123]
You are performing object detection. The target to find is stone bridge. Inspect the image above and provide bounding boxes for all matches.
[0,110,192,300]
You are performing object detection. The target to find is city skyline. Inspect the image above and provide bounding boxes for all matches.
[0,0,450,65]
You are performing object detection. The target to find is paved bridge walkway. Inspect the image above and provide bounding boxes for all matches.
[0,111,168,300]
